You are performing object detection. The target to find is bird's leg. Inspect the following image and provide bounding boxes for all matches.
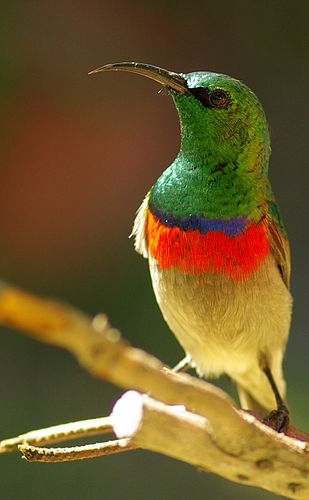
[262,366,289,433]
[172,355,192,373]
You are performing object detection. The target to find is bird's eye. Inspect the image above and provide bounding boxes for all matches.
[209,89,229,108]
[190,87,229,109]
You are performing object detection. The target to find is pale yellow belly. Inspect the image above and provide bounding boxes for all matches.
[149,254,292,410]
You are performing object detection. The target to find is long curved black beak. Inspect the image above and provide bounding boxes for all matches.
[88,62,189,94]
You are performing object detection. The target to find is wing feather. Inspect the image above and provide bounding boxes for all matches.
[131,193,150,258]
[265,202,291,289]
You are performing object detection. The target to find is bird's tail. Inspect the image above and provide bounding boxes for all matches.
[231,355,287,413]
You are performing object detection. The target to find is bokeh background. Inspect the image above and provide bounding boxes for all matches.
[0,1,308,499]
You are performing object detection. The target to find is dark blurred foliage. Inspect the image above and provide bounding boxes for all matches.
[0,1,308,499]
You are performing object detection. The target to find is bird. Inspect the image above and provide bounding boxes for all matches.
[89,62,292,431]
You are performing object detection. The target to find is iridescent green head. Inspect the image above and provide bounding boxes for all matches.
[89,62,271,220]
[174,71,270,169]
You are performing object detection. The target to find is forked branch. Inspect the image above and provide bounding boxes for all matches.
[0,282,308,499]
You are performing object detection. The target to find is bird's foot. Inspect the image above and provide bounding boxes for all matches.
[262,403,289,433]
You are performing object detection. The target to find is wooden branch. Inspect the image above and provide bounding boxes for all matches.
[0,282,308,498]
[0,416,113,453]
[111,392,309,498]
[0,413,137,462]
[19,439,135,463]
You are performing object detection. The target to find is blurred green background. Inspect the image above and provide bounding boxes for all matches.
[0,1,308,499]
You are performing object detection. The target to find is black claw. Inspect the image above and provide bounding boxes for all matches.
[261,365,290,433]
[262,404,290,433]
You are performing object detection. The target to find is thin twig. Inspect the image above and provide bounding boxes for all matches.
[19,438,136,463]
[0,416,113,453]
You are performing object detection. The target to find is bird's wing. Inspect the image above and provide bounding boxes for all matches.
[131,193,150,258]
[265,201,291,289]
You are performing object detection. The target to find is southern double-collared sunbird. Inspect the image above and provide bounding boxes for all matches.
[90,62,292,431]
